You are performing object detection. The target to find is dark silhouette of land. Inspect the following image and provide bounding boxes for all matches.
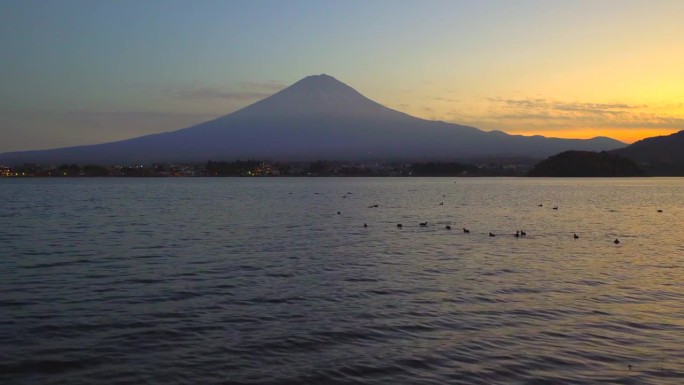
[528,151,644,177]
[0,74,624,166]
[612,130,684,175]
[1,159,533,178]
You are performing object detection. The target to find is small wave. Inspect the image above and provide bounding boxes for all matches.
[0,357,100,376]
[247,296,305,305]
[21,259,93,269]
[130,244,166,250]
[344,277,379,282]
[0,299,37,307]
[265,272,294,278]
[495,287,543,295]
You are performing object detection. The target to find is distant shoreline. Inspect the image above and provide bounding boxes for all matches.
[0,160,533,178]
[3,154,680,177]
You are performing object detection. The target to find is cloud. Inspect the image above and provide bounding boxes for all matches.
[553,102,643,112]
[481,97,684,129]
[238,81,287,92]
[431,96,460,102]
[155,81,287,102]
[487,97,642,112]
[161,87,273,101]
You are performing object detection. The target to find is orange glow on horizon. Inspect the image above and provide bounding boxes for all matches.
[508,128,682,144]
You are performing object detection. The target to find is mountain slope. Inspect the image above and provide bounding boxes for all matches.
[612,130,684,175]
[0,74,626,165]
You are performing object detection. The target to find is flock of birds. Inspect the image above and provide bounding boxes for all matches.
[366,220,612,242]
[329,194,652,245]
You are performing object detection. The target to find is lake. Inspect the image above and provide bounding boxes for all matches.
[2,177,684,384]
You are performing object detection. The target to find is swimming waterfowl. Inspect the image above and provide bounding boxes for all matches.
[419,222,428,227]
[553,206,559,210]
[397,224,403,228]
[489,232,496,237]
[614,238,620,245]
[363,223,367,228]
[520,230,527,236]
[574,233,579,239]
[445,225,451,230]
[514,231,520,238]
[463,228,470,233]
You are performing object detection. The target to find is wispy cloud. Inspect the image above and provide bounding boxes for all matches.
[431,96,460,102]
[488,97,643,112]
[154,81,287,102]
[481,97,684,129]
[238,81,287,92]
[161,87,272,101]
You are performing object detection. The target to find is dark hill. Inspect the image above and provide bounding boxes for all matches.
[0,74,626,165]
[612,130,684,175]
[529,151,644,177]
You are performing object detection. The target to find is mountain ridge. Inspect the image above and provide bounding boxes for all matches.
[612,129,684,175]
[0,74,626,165]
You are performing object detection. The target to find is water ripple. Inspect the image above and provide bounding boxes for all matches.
[2,177,684,385]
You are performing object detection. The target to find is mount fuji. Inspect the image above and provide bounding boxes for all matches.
[0,74,625,165]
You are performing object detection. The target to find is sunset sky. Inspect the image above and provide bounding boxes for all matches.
[1,0,683,153]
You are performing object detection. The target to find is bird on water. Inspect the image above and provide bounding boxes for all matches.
[445,225,451,230]
[574,233,579,239]
[463,228,470,233]
[614,238,620,245]
[397,223,403,228]
[489,232,496,237]
[363,223,367,228]
[419,222,428,227]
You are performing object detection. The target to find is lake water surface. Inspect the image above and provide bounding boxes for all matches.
[2,177,684,384]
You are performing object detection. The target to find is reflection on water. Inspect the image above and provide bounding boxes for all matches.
[2,177,684,384]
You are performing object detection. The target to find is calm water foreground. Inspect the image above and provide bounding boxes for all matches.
[2,177,684,385]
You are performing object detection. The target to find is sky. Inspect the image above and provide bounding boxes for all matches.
[1,0,684,153]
